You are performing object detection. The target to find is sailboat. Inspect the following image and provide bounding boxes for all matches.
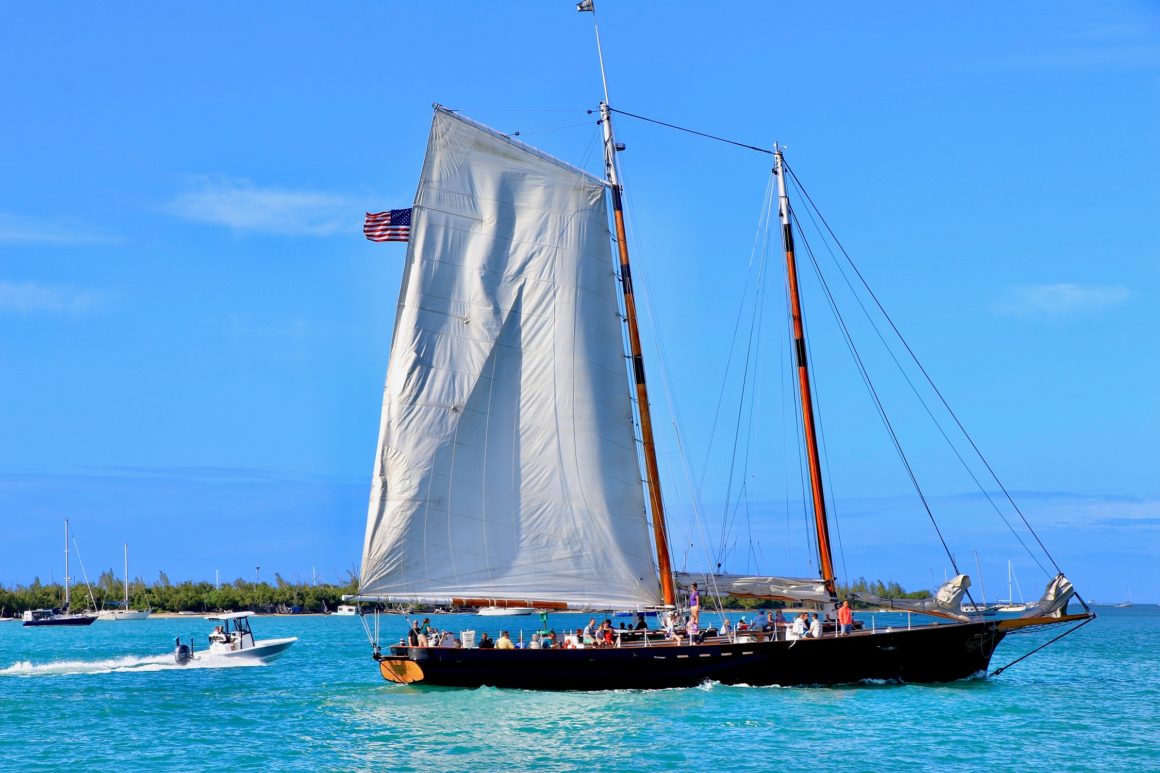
[23,520,98,627]
[349,15,1093,690]
[97,543,152,621]
[997,561,1032,613]
[1116,589,1133,608]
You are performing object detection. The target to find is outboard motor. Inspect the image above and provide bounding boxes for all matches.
[174,636,193,665]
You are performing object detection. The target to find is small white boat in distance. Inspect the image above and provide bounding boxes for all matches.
[174,612,297,665]
[477,606,534,616]
[335,604,358,616]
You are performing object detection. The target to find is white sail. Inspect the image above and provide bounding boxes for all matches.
[358,107,660,609]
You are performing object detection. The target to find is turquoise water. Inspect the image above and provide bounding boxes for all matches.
[1,607,1155,771]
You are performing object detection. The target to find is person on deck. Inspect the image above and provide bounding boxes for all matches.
[478,632,494,649]
[837,601,854,635]
[774,609,786,627]
[809,613,822,638]
[407,621,421,647]
[529,633,542,649]
[689,583,700,625]
[635,612,648,630]
[791,613,808,639]
[583,618,597,640]
[495,631,515,650]
[720,617,732,636]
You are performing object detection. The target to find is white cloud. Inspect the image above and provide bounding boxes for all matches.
[0,280,106,314]
[994,283,1129,317]
[165,177,360,236]
[0,212,120,245]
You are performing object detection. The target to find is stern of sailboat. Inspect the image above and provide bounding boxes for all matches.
[376,652,426,685]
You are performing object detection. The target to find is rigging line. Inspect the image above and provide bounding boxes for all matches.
[507,119,603,137]
[716,217,770,565]
[789,182,1047,575]
[783,160,1065,577]
[607,107,775,155]
[989,616,1095,677]
[721,176,779,570]
[728,206,773,570]
[790,207,967,586]
[695,173,778,501]
[788,179,1050,579]
[614,147,720,594]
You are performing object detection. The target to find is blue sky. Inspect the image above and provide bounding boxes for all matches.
[2,3,1157,603]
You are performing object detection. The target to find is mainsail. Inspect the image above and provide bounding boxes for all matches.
[358,107,660,609]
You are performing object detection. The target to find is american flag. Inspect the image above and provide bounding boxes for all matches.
[364,208,411,242]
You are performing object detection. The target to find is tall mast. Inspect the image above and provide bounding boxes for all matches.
[124,543,130,607]
[600,103,676,607]
[64,519,71,610]
[774,149,837,598]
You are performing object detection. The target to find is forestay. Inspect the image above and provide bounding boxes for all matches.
[358,107,660,609]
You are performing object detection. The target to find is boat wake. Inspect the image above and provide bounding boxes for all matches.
[0,651,264,677]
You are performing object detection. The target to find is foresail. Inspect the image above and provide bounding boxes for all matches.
[359,107,660,609]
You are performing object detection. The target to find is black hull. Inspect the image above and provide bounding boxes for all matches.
[22,615,98,627]
[382,621,1006,690]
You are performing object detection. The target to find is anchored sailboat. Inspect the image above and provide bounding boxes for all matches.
[349,11,1094,689]
[23,520,98,627]
[97,543,152,621]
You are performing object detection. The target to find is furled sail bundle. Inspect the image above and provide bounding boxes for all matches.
[358,107,660,609]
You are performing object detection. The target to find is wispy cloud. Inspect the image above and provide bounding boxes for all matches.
[994,283,1129,317]
[0,212,120,245]
[165,176,361,236]
[977,16,1160,74]
[0,280,106,315]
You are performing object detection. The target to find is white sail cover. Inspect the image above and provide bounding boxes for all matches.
[358,107,660,608]
[850,574,972,621]
[675,571,831,603]
[1020,573,1075,619]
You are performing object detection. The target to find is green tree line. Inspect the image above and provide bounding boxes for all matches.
[0,572,359,615]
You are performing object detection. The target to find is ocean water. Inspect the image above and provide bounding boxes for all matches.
[1,606,1155,771]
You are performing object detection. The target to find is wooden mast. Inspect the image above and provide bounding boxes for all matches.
[601,102,676,607]
[775,148,837,598]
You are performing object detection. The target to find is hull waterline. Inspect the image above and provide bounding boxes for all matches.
[378,621,1005,690]
[23,614,98,627]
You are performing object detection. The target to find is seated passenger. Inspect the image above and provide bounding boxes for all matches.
[635,612,648,630]
[720,617,733,636]
[774,609,786,627]
[790,613,808,639]
[477,632,494,649]
[529,633,542,649]
[495,631,515,650]
[809,613,822,639]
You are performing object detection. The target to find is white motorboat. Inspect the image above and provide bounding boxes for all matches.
[477,606,534,616]
[174,612,297,665]
[335,604,359,616]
